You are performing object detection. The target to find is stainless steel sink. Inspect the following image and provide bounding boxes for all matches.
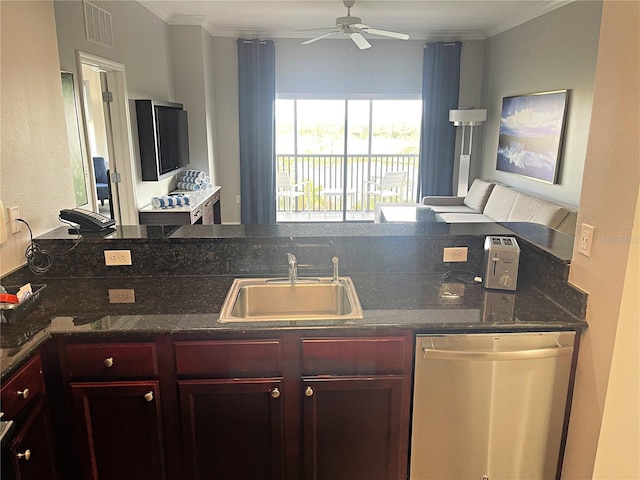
[218,277,364,322]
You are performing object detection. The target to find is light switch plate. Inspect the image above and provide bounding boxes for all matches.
[0,201,7,244]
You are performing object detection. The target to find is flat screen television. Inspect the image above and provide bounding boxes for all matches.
[136,100,190,181]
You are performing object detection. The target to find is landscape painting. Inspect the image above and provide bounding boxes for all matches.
[496,90,568,183]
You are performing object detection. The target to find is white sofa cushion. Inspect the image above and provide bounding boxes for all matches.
[508,192,570,229]
[462,179,496,212]
[437,213,497,223]
[482,185,519,221]
[428,205,478,214]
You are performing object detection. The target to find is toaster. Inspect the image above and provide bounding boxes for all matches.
[483,236,520,291]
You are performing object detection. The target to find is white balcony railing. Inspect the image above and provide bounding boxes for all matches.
[276,153,419,214]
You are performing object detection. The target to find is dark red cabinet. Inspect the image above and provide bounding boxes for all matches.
[69,381,165,480]
[302,376,405,480]
[1,354,59,480]
[178,378,285,480]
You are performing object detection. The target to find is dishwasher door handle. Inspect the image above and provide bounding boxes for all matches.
[422,345,573,361]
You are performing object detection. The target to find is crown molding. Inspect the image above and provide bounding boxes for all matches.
[486,0,574,38]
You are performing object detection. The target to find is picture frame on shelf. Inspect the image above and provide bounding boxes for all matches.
[496,90,569,184]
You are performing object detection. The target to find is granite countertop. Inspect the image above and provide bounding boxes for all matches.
[0,272,587,380]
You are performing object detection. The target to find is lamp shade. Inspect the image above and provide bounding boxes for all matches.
[449,109,487,126]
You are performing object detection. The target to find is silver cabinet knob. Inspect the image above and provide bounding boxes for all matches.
[17,389,29,399]
[305,386,314,397]
[17,449,31,461]
[143,391,154,402]
[104,357,114,368]
[270,388,281,399]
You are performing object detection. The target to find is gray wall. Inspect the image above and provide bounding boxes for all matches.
[210,37,485,223]
[478,0,602,207]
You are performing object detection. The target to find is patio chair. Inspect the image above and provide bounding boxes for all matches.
[363,171,408,208]
[276,171,310,214]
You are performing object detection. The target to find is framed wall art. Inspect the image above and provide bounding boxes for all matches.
[496,90,569,184]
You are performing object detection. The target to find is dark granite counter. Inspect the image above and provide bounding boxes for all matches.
[0,272,587,380]
[1,221,586,380]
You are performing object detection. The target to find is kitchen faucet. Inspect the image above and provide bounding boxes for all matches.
[287,253,298,284]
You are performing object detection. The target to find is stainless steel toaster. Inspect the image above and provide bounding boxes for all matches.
[483,236,520,291]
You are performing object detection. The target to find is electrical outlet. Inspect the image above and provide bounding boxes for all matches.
[108,289,136,304]
[8,206,21,234]
[440,283,465,298]
[443,247,468,262]
[578,223,595,257]
[236,195,241,204]
[104,250,132,266]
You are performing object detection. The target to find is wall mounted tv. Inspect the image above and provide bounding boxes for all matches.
[135,99,190,181]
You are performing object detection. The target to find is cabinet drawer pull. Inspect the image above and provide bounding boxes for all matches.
[144,391,154,402]
[16,449,31,461]
[270,388,281,399]
[304,386,314,397]
[17,389,29,399]
[104,357,114,368]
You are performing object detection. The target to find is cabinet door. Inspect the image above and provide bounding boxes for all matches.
[7,398,59,480]
[179,378,285,480]
[302,376,405,480]
[69,381,165,480]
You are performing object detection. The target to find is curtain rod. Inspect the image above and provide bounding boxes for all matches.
[235,39,275,45]
[424,41,465,48]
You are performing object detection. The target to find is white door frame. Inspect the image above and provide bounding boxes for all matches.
[76,51,139,225]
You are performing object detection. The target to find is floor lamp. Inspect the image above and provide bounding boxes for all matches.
[449,109,487,196]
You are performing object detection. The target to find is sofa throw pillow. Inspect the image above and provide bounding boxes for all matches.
[463,179,496,212]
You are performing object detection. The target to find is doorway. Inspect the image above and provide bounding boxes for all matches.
[76,52,138,225]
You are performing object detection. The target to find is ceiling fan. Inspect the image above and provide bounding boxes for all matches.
[302,0,410,50]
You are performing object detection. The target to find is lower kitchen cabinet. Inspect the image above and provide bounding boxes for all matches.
[178,379,285,479]
[1,354,60,480]
[302,376,405,480]
[49,332,412,480]
[5,398,59,480]
[69,381,165,480]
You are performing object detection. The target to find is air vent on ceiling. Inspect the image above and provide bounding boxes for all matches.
[83,0,113,48]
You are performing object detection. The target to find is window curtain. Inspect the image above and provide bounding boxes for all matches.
[237,39,276,224]
[417,41,462,198]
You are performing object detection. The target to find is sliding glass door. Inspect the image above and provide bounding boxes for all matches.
[275,98,421,222]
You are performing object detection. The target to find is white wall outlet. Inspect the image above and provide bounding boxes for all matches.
[443,247,468,262]
[108,289,136,303]
[8,206,21,234]
[440,283,465,298]
[578,223,595,257]
[236,195,241,204]
[104,250,132,266]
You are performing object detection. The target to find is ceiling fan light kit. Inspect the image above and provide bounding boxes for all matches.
[303,0,409,50]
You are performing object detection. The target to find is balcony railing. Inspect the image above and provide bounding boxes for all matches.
[276,153,419,214]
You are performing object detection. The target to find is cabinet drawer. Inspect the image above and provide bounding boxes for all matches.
[302,337,407,375]
[61,343,158,379]
[175,340,282,377]
[1,354,45,420]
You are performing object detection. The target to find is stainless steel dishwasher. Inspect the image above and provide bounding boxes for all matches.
[410,332,575,480]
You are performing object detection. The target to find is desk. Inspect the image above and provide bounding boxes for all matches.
[139,187,221,225]
[322,188,357,218]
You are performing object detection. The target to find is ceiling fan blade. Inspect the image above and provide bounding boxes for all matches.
[349,32,371,49]
[362,28,409,40]
[302,31,341,45]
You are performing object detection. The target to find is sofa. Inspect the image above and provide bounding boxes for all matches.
[419,179,578,235]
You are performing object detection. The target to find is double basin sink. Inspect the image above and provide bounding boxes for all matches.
[218,277,364,322]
